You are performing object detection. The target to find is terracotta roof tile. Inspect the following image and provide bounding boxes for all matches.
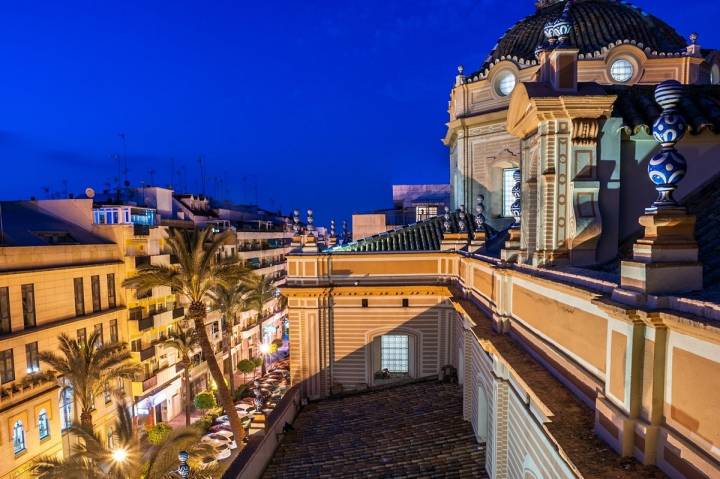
[264,381,487,478]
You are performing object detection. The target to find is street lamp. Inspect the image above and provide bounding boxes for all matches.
[111,447,128,463]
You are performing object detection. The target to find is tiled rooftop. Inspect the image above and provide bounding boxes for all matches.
[263,380,487,478]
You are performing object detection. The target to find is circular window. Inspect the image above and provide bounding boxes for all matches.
[496,71,517,96]
[711,64,720,85]
[610,59,634,83]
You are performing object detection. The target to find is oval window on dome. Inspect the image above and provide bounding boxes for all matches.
[495,71,517,97]
[610,59,634,83]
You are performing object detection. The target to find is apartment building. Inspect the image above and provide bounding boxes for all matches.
[0,201,126,479]
[173,194,292,386]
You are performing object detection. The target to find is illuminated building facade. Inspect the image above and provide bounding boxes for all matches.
[283,1,720,478]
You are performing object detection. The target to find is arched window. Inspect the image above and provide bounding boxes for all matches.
[107,427,114,448]
[38,409,50,440]
[13,420,25,454]
[476,385,489,441]
[60,386,74,430]
[712,64,720,85]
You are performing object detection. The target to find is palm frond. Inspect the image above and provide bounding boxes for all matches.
[32,455,103,479]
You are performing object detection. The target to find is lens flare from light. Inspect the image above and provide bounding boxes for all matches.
[112,448,128,463]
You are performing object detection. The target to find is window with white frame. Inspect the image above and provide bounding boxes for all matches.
[13,420,25,454]
[502,168,519,217]
[381,335,409,373]
[61,387,73,430]
[38,409,50,440]
[415,205,438,222]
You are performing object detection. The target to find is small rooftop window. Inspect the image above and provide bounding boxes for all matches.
[495,71,517,97]
[610,59,634,83]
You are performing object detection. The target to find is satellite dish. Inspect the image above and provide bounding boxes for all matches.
[85,187,95,199]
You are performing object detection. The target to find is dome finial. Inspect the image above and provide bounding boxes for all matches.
[543,0,573,46]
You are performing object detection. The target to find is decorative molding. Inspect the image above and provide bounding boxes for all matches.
[571,118,600,146]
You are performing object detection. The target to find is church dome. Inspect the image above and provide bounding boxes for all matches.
[473,0,687,78]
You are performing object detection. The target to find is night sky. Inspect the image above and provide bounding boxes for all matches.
[2,0,719,227]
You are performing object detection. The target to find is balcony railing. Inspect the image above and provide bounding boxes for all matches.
[139,316,153,331]
[142,375,157,391]
[0,373,56,406]
[129,307,143,321]
[133,224,150,236]
[134,255,151,268]
[139,345,155,361]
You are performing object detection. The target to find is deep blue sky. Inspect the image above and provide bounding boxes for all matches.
[1,0,718,227]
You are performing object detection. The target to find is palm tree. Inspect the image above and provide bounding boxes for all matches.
[245,275,276,375]
[32,401,217,479]
[123,227,249,441]
[38,331,140,430]
[164,327,200,426]
[211,282,251,396]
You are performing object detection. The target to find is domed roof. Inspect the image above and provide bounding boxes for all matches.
[473,0,687,78]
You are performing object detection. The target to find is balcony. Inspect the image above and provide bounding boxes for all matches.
[0,373,56,407]
[134,255,151,268]
[139,316,153,331]
[172,307,185,319]
[133,224,150,236]
[142,375,157,391]
[129,307,143,321]
[139,345,155,361]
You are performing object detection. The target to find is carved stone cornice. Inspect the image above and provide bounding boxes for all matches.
[506,83,616,139]
[572,118,600,146]
[281,285,452,298]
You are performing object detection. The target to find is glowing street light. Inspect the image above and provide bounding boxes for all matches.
[112,447,128,463]
[259,342,271,376]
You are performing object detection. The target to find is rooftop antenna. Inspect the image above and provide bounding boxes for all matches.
[118,133,128,185]
[170,157,175,190]
[0,202,4,245]
[198,156,206,195]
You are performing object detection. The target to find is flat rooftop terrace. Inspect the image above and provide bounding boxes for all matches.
[263,380,487,478]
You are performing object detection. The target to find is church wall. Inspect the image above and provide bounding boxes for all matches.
[461,317,578,479]
[285,252,720,477]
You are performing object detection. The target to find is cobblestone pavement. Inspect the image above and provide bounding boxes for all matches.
[263,380,487,478]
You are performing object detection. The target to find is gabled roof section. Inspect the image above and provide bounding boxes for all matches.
[330,211,478,253]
